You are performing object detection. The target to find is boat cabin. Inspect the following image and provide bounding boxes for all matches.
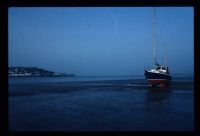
[148,66,169,74]
[155,66,169,74]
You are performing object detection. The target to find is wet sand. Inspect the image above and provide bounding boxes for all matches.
[9,80,194,131]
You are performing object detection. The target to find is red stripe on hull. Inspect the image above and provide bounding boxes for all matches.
[148,79,170,87]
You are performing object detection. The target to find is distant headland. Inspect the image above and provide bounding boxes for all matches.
[8,66,75,77]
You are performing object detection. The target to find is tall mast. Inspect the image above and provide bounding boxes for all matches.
[153,7,156,66]
[164,44,167,66]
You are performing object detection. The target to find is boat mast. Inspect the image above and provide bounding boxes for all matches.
[164,44,167,66]
[153,7,157,66]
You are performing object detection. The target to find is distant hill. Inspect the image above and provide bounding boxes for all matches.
[8,66,75,77]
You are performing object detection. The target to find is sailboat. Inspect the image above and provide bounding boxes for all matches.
[144,7,172,87]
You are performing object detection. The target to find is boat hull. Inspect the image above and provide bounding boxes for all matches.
[144,70,172,87]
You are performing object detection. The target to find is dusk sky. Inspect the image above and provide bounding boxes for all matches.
[8,7,193,76]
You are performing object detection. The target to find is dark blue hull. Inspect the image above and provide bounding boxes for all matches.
[144,70,172,87]
[144,70,172,80]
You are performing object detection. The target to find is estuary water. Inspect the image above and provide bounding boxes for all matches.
[9,74,194,131]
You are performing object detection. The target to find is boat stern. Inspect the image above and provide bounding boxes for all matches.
[144,70,171,87]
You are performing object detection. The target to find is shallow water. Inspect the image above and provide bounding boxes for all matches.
[9,76,194,131]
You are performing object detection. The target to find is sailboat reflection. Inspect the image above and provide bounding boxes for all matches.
[145,87,171,112]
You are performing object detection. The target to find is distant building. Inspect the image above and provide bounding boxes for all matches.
[8,66,73,77]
